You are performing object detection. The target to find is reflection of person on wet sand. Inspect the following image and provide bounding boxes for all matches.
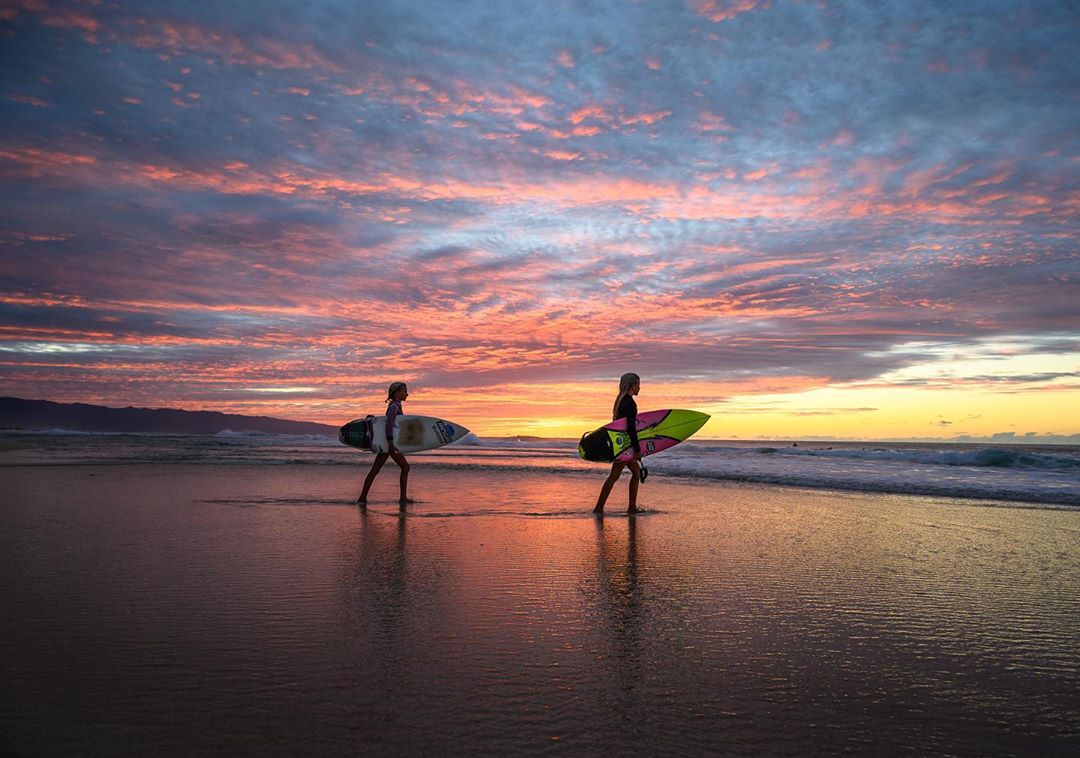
[592,517,645,717]
[352,511,410,642]
[593,373,643,515]
[339,510,424,723]
[357,381,414,507]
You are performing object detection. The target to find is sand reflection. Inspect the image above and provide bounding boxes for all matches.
[354,511,410,642]
[588,517,649,720]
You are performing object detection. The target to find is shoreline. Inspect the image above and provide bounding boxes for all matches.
[1,455,1077,509]
[5,426,1080,446]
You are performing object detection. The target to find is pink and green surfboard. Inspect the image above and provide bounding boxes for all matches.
[577,409,710,462]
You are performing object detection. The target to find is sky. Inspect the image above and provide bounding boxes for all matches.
[1,0,1078,440]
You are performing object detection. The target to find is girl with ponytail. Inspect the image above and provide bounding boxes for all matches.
[593,372,643,514]
[357,381,413,507]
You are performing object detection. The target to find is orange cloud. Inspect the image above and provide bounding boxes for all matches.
[569,104,608,124]
[0,147,98,177]
[690,0,763,23]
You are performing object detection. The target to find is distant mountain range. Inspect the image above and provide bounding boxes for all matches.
[0,397,338,436]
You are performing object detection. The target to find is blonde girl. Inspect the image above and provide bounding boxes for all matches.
[593,372,643,514]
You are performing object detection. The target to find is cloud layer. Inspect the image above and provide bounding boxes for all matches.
[1,0,1078,435]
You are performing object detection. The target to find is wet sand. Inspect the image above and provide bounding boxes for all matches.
[2,463,1078,754]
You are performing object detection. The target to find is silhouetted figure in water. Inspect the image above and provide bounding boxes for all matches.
[357,382,414,507]
[593,373,643,515]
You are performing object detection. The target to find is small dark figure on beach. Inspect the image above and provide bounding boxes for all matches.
[593,372,643,515]
[357,381,413,507]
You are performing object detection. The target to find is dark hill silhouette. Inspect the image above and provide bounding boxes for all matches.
[0,397,337,436]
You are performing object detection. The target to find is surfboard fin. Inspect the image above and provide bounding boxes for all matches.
[639,465,648,483]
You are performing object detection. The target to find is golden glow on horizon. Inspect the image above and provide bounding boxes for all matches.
[287,376,1078,440]
[705,386,1078,441]
[4,327,1076,440]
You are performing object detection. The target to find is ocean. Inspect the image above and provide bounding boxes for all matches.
[3,430,1078,507]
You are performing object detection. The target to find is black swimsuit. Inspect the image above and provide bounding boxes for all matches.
[616,394,640,456]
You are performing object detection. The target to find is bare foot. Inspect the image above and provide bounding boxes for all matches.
[627,506,639,515]
[399,497,415,506]
[356,497,367,508]
[592,506,604,515]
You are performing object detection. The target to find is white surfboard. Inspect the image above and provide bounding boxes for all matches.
[338,414,469,453]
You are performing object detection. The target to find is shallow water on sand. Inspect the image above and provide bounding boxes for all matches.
[2,464,1078,754]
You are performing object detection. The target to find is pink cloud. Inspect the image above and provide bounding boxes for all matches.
[40,6,101,41]
[569,104,608,124]
[127,19,342,72]
[544,150,581,161]
[8,94,52,107]
[830,129,855,147]
[621,110,672,126]
[696,111,735,132]
[2,134,1068,230]
[690,0,764,23]
[0,146,98,177]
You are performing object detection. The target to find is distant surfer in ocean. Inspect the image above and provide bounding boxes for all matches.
[593,373,643,515]
[357,381,413,507]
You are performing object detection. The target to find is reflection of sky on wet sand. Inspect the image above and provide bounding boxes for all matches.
[334,468,1078,752]
[2,463,1077,752]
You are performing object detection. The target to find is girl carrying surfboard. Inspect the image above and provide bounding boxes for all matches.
[592,373,644,515]
[357,381,413,507]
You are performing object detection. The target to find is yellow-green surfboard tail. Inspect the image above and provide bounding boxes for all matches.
[579,408,711,461]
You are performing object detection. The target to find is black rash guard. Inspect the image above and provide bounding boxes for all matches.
[616,394,640,456]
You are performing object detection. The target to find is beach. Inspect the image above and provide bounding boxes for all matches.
[2,459,1078,755]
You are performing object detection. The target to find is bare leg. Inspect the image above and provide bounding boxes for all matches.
[593,461,626,514]
[357,453,389,506]
[627,460,641,513]
[389,450,411,504]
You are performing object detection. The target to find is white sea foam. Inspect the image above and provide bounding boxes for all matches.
[647,450,1080,506]
[215,429,335,443]
[3,431,1078,506]
[677,442,1080,470]
[454,433,571,449]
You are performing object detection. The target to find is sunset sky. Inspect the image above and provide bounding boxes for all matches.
[1,0,1078,440]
